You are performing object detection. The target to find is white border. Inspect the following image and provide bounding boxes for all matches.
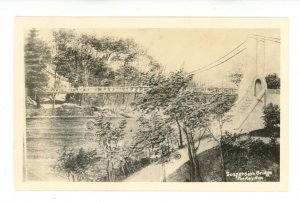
[13,17,289,192]
[0,0,300,201]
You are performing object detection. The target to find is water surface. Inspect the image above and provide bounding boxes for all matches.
[26,117,137,181]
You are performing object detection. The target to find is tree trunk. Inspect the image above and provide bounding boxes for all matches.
[121,165,126,177]
[52,93,56,109]
[185,128,194,181]
[53,69,57,109]
[194,154,203,182]
[218,117,227,182]
[106,160,111,182]
[191,132,203,182]
[124,159,132,174]
[162,163,166,182]
[111,162,114,182]
[187,145,194,181]
[175,118,183,148]
[79,93,83,106]
[122,93,125,104]
[190,146,202,182]
[184,127,202,182]
[219,139,227,182]
[36,95,41,109]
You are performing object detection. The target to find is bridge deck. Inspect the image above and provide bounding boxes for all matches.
[43,86,238,95]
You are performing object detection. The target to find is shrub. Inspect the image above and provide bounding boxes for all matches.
[222,133,280,181]
[53,147,99,181]
[262,103,280,130]
[265,74,280,89]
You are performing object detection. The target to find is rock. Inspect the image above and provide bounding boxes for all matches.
[61,103,82,109]
[26,96,37,106]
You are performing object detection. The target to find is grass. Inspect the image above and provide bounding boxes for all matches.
[248,127,280,138]
[26,106,95,117]
[167,130,280,182]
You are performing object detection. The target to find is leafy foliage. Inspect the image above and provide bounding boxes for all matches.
[207,92,236,181]
[52,30,109,87]
[25,29,51,107]
[265,73,280,89]
[168,133,280,182]
[134,69,193,112]
[262,103,280,130]
[52,30,152,88]
[132,113,177,163]
[53,147,98,181]
[229,72,243,87]
[209,93,236,119]
[88,115,128,181]
[134,69,211,181]
[134,69,195,149]
[222,133,280,181]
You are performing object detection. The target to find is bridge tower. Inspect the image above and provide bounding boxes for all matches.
[250,36,268,97]
[238,36,267,101]
[225,35,279,133]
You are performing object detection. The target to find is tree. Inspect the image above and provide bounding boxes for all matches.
[86,115,127,182]
[265,74,280,89]
[134,69,193,148]
[167,90,210,182]
[53,146,98,181]
[132,113,177,182]
[49,30,75,108]
[134,69,211,181]
[229,72,243,87]
[208,92,236,181]
[52,30,147,105]
[25,29,51,108]
[52,30,104,105]
[139,58,165,86]
[262,103,280,130]
[79,34,145,87]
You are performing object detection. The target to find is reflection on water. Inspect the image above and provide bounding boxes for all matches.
[25,117,137,181]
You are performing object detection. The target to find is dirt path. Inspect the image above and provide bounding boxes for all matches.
[123,137,217,182]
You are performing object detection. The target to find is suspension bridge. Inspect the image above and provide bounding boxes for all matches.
[190,34,281,133]
[121,34,281,182]
[44,86,238,95]
[42,34,280,133]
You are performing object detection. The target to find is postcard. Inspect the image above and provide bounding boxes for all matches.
[14,17,288,191]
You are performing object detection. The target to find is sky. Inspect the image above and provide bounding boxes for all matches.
[35,28,280,87]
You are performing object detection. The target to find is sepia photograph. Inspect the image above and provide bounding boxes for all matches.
[14,17,288,191]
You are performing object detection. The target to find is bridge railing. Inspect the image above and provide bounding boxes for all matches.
[44,86,238,95]
[266,89,280,94]
[47,86,150,94]
[193,87,238,95]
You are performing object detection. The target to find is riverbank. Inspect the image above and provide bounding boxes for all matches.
[167,135,280,182]
[26,116,96,119]
[26,104,138,118]
[25,116,139,181]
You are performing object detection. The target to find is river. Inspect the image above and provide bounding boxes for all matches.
[25,117,137,181]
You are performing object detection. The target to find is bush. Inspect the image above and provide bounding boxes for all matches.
[248,128,280,138]
[265,74,280,89]
[222,133,280,165]
[167,133,280,182]
[221,133,280,181]
[262,103,280,130]
[53,147,99,181]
